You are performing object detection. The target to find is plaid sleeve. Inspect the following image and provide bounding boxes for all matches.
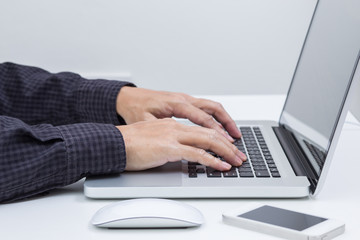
[75,78,134,125]
[0,115,126,203]
[0,62,135,126]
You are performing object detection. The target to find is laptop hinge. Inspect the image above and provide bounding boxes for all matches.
[273,126,317,193]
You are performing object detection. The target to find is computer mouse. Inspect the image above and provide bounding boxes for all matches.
[91,198,204,228]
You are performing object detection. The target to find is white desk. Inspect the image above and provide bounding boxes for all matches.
[1,95,359,240]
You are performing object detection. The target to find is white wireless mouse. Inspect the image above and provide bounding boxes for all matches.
[91,198,204,228]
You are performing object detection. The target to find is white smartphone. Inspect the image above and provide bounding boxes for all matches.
[222,204,345,240]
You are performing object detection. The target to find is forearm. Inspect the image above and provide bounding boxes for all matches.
[0,62,135,125]
[0,115,126,203]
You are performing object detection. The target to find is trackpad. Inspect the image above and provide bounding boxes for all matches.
[117,162,182,187]
[111,162,182,187]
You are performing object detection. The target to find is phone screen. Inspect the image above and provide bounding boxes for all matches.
[238,205,327,231]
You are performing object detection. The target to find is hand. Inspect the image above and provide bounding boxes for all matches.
[116,87,241,141]
[117,118,247,171]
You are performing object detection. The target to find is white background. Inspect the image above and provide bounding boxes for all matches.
[0,0,317,94]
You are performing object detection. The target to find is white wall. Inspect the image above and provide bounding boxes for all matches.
[0,0,316,94]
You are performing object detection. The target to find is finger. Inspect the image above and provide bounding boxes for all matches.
[179,145,232,171]
[192,99,242,139]
[172,103,235,142]
[179,124,247,161]
[177,126,246,166]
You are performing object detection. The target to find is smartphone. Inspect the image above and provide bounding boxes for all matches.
[222,204,345,240]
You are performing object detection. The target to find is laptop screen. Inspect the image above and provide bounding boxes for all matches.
[280,0,360,175]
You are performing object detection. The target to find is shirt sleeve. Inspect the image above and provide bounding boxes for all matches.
[0,62,135,126]
[0,115,126,203]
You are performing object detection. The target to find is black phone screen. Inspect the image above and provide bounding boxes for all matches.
[238,205,327,231]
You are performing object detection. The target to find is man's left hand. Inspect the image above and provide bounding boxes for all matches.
[116,87,241,141]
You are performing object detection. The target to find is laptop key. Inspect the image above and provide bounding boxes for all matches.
[188,165,196,170]
[251,158,264,162]
[271,172,281,178]
[253,165,267,171]
[255,170,270,177]
[240,165,251,169]
[239,171,254,177]
[239,168,252,172]
[206,168,222,178]
[223,170,238,178]
[188,172,197,178]
[252,162,266,166]
[207,172,221,178]
[248,150,261,155]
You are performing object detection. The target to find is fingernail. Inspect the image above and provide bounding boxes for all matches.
[238,151,247,161]
[236,156,243,165]
[221,161,232,170]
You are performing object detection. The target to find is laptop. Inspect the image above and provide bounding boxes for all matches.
[84,0,360,198]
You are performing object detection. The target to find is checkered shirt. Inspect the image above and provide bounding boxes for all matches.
[0,62,134,203]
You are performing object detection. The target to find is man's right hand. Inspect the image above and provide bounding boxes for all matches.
[117,118,247,172]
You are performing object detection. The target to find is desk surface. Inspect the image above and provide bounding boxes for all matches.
[1,95,359,240]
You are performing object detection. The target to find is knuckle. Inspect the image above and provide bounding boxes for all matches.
[199,115,213,126]
[204,115,214,123]
[208,129,218,140]
[162,118,178,129]
[175,102,190,110]
[210,158,221,168]
[179,92,189,99]
[174,93,188,103]
[228,148,236,158]
[197,149,208,158]
[211,120,220,128]
[215,102,224,109]
[231,144,238,152]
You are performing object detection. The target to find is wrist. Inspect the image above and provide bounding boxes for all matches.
[116,86,135,123]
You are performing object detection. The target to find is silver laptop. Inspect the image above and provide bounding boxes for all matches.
[85,0,360,199]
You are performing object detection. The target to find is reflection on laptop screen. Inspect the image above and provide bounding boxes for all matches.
[281,0,360,150]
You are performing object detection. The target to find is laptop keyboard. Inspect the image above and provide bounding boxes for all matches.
[187,126,281,178]
[304,140,326,169]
